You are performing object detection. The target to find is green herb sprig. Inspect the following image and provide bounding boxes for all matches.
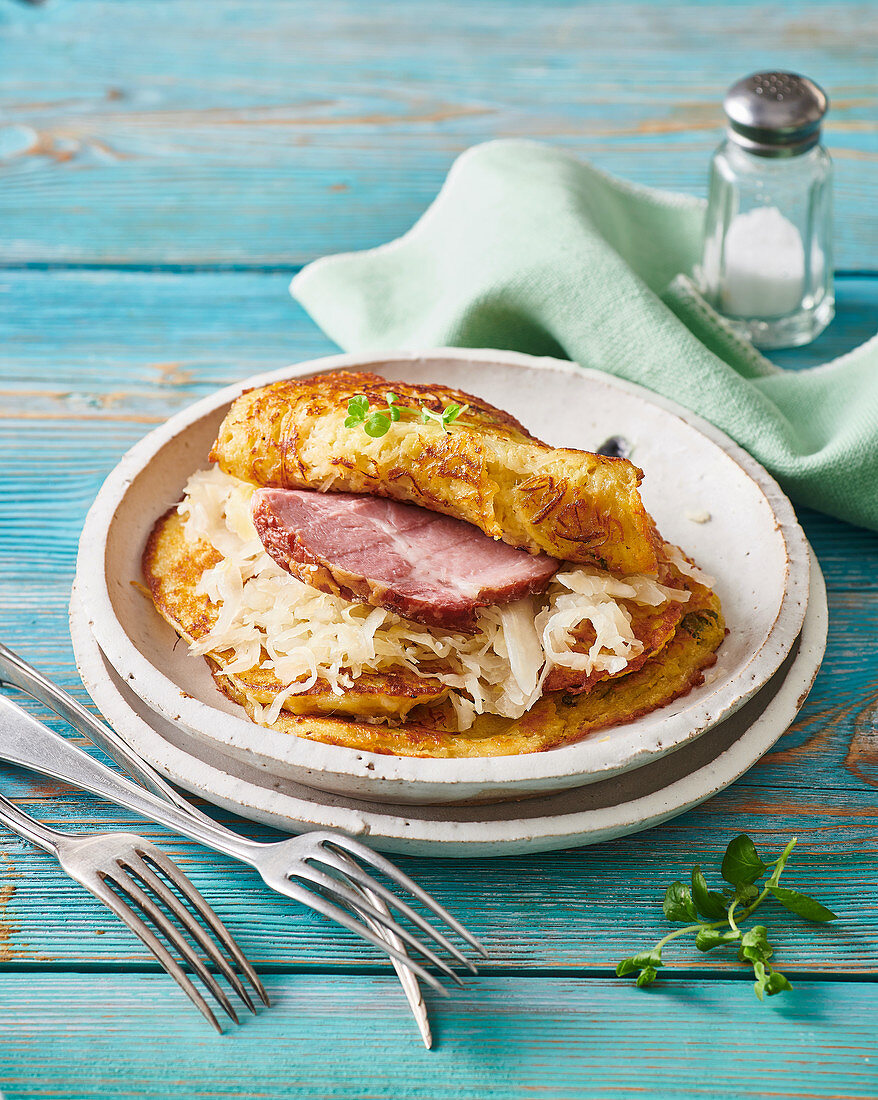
[617,835,837,1000]
[344,393,467,438]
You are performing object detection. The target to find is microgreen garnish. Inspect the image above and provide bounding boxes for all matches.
[344,393,467,437]
[616,835,837,1001]
[420,402,465,431]
[344,392,402,437]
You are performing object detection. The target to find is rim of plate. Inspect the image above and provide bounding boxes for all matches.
[75,348,811,793]
[69,552,826,856]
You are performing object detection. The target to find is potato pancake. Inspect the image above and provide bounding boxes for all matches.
[210,371,659,575]
[142,479,725,757]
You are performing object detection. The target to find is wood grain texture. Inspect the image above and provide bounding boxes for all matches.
[0,1,876,266]
[0,270,877,971]
[0,0,876,1091]
[0,776,873,972]
[0,974,876,1100]
[0,544,875,969]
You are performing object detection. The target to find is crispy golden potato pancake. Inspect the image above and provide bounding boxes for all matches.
[230,587,724,758]
[208,661,448,721]
[142,504,725,757]
[210,371,658,575]
[143,509,449,721]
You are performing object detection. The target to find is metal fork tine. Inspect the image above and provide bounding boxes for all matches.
[139,846,269,1008]
[272,874,450,996]
[110,864,239,1025]
[317,834,489,956]
[130,854,256,1015]
[312,849,478,974]
[84,873,222,1033]
[288,864,464,986]
[353,878,432,1049]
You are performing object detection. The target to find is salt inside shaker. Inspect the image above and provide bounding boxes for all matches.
[699,72,834,349]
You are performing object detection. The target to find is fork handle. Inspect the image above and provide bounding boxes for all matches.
[0,694,261,867]
[0,642,200,816]
[0,790,62,855]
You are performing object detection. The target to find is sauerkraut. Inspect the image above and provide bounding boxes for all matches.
[179,468,690,730]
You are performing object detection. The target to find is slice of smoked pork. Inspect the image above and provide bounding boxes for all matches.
[251,488,559,632]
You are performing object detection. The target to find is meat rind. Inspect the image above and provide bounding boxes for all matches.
[210,371,659,575]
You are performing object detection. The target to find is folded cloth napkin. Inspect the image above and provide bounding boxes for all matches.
[292,139,878,533]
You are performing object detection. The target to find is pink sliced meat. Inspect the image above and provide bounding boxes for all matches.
[251,488,559,632]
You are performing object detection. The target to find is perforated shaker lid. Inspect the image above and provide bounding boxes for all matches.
[724,72,828,156]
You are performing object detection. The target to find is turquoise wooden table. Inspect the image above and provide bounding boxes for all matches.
[1,2,877,1097]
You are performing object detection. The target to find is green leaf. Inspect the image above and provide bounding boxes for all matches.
[636,966,658,988]
[763,971,793,997]
[695,927,740,952]
[739,925,773,964]
[344,415,359,428]
[364,412,391,438]
[769,886,838,922]
[420,403,463,431]
[632,948,663,969]
[691,866,729,919]
[385,393,397,405]
[387,405,401,422]
[616,948,662,976]
[752,958,769,1001]
[347,395,369,419]
[663,881,698,922]
[722,835,769,885]
[734,883,760,904]
[616,950,661,978]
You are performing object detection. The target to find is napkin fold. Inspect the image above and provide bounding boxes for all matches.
[292,139,878,533]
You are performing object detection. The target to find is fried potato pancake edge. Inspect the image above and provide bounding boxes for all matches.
[210,371,658,575]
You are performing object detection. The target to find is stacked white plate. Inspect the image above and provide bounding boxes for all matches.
[71,350,826,857]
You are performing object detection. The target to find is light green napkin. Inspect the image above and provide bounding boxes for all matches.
[292,139,878,533]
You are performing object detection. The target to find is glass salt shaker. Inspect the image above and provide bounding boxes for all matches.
[699,72,833,349]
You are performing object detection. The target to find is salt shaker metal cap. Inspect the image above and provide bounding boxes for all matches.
[724,72,828,157]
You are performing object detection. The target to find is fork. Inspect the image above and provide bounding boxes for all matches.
[0,680,484,996]
[0,791,266,1031]
[0,646,455,1047]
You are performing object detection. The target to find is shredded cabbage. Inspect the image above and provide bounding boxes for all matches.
[663,542,716,588]
[178,468,690,730]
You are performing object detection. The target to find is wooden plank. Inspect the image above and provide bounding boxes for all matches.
[0,1,875,267]
[0,271,876,969]
[0,261,875,970]
[0,973,876,1099]
[2,270,876,390]
[0,0,873,1089]
[0,753,873,969]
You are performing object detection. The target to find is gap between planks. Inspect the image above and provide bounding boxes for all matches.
[0,260,875,278]
[0,960,875,983]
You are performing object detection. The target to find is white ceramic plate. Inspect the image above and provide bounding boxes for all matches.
[70,554,826,857]
[75,349,811,805]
